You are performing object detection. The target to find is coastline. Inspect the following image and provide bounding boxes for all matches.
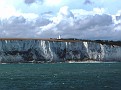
[0,38,121,62]
[0,60,119,64]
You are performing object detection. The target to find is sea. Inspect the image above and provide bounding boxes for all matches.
[0,63,121,90]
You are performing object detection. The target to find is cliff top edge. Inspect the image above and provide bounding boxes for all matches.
[0,38,121,46]
[0,38,81,42]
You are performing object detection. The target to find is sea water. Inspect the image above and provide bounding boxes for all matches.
[0,63,120,90]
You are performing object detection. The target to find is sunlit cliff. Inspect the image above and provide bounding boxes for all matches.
[0,38,121,63]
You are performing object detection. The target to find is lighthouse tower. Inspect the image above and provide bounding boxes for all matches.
[58,35,61,39]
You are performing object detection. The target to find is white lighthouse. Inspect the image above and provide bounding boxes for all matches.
[58,35,61,39]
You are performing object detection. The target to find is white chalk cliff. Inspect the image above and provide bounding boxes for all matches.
[0,39,121,63]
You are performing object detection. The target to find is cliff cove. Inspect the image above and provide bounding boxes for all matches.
[0,38,121,63]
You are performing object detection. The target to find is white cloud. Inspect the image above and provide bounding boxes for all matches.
[71,7,105,17]
[0,6,19,19]
[0,4,38,20]
[58,6,74,18]
[112,10,121,31]
[35,6,115,40]
[93,8,105,15]
[0,5,121,40]
[44,0,62,6]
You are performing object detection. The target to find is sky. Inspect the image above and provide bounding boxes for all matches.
[0,0,121,40]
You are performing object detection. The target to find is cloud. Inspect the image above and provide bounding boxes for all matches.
[35,6,115,40]
[0,6,20,19]
[35,17,52,26]
[113,10,121,31]
[37,6,74,33]
[41,11,53,15]
[24,0,43,4]
[0,15,51,38]
[8,16,26,24]
[0,6,121,40]
[58,6,74,18]
[24,0,36,4]
[116,15,121,21]
[84,0,93,5]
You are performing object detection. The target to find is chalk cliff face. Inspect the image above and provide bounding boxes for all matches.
[0,39,121,63]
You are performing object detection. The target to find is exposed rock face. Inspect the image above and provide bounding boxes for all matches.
[0,39,121,63]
